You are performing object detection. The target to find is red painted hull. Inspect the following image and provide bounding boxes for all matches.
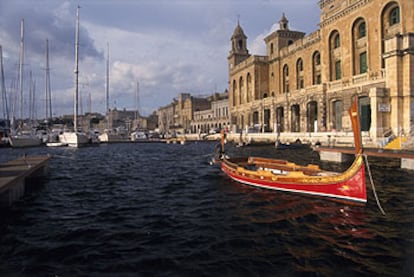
[221,156,367,204]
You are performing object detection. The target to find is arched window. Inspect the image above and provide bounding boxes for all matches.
[232,80,237,106]
[239,76,244,105]
[334,34,340,48]
[358,22,366,38]
[389,6,400,25]
[283,64,289,93]
[381,3,401,68]
[296,58,304,89]
[312,51,321,85]
[237,39,243,50]
[246,73,251,103]
[352,18,368,75]
[329,30,341,81]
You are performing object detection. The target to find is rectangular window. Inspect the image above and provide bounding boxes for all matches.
[335,60,341,80]
[316,74,321,84]
[360,52,367,73]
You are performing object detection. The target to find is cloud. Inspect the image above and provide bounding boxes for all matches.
[0,0,320,118]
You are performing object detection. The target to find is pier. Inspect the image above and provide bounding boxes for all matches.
[0,155,51,207]
[315,146,414,170]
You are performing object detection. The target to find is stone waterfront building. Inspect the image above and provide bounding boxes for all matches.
[191,91,230,134]
[228,0,413,145]
[158,91,230,135]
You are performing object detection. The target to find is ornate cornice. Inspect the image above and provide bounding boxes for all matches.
[319,0,371,29]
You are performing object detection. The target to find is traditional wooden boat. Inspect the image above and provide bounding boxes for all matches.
[219,99,367,204]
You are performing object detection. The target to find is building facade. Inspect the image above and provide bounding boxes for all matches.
[228,0,414,144]
[191,91,230,133]
[158,91,230,135]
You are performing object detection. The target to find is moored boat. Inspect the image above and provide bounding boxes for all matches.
[218,98,367,204]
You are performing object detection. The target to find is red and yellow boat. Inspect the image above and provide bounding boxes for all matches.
[219,99,367,204]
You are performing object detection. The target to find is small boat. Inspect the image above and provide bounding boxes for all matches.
[46,141,66,147]
[275,139,310,150]
[218,98,366,204]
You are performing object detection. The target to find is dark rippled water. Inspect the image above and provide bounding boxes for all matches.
[1,142,413,276]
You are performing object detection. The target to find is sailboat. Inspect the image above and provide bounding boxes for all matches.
[130,81,148,142]
[59,6,90,147]
[98,43,129,143]
[217,98,367,204]
[8,19,42,148]
[1,45,11,147]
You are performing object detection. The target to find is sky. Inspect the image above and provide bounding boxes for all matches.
[0,0,320,118]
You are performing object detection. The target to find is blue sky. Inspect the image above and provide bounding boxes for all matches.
[0,0,320,118]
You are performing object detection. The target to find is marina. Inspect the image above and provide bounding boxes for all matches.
[0,142,413,276]
[0,0,413,276]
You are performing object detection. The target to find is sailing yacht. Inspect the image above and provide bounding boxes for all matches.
[98,44,129,143]
[9,19,41,148]
[59,6,89,147]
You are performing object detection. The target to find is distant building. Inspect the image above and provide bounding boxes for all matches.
[191,91,230,133]
[157,91,230,134]
[228,0,414,145]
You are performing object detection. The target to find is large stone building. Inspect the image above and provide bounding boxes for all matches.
[228,0,413,145]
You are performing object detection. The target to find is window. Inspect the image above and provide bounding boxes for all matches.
[334,35,340,48]
[270,43,274,54]
[358,22,366,38]
[297,58,304,89]
[237,39,243,50]
[315,53,321,65]
[335,60,341,80]
[284,65,289,76]
[316,74,321,84]
[360,52,367,73]
[299,79,304,89]
[390,7,400,25]
[297,59,303,71]
[313,51,321,85]
[283,65,289,93]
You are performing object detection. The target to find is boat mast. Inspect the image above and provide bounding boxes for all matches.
[45,39,52,122]
[135,81,139,128]
[74,6,80,132]
[106,43,109,130]
[0,45,10,125]
[18,19,24,121]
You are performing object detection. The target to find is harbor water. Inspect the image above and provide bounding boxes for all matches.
[1,142,413,276]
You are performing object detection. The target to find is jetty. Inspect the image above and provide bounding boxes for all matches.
[315,146,414,170]
[0,155,51,207]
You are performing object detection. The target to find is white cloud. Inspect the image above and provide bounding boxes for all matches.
[0,0,320,118]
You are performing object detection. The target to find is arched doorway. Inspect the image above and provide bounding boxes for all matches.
[264,109,270,132]
[291,105,300,132]
[307,101,318,132]
[332,100,343,131]
[276,107,284,133]
[359,96,371,131]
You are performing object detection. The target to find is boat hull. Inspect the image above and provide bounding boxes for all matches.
[98,133,130,143]
[59,132,90,147]
[221,155,367,203]
[9,135,42,148]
